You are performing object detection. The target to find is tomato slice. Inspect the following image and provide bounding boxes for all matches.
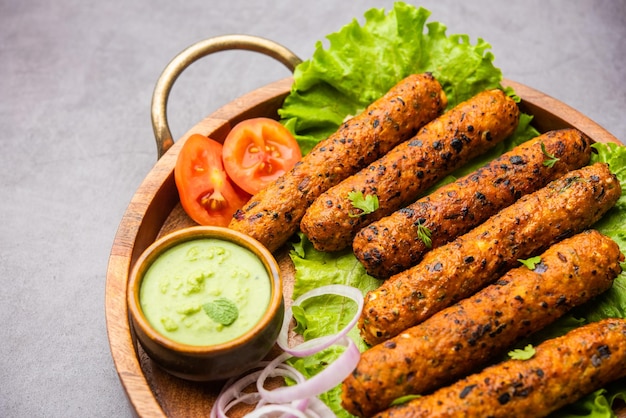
[174,134,251,227]
[222,117,302,195]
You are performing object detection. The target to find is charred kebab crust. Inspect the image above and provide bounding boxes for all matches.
[358,162,621,347]
[374,318,626,418]
[353,128,592,279]
[341,230,623,417]
[301,88,520,253]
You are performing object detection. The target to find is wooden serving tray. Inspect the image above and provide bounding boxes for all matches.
[105,76,624,417]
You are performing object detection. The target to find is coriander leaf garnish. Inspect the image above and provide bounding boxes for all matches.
[559,175,586,193]
[390,394,421,406]
[540,141,560,168]
[202,297,239,326]
[518,256,542,270]
[348,190,379,217]
[508,344,536,360]
[416,219,433,248]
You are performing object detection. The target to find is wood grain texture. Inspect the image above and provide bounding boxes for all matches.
[105,77,624,417]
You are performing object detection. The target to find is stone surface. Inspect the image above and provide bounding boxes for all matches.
[1,0,624,416]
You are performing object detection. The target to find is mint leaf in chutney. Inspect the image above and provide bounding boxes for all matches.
[203,297,239,326]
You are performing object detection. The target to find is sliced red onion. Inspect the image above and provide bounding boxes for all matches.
[257,336,360,404]
[245,398,335,418]
[277,284,364,357]
[305,396,336,418]
[211,284,364,417]
[244,404,309,418]
[211,362,307,418]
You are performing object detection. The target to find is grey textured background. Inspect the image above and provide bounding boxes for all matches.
[1,0,625,416]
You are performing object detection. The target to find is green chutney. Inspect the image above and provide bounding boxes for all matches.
[139,238,271,346]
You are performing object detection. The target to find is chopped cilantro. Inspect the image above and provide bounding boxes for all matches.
[348,190,379,217]
[390,394,422,406]
[416,219,433,248]
[508,344,536,360]
[540,141,560,168]
[559,175,585,193]
[518,256,542,270]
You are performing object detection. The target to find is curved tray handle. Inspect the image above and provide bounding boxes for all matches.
[151,34,303,158]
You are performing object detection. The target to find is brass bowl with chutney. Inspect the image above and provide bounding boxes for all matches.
[127,225,284,382]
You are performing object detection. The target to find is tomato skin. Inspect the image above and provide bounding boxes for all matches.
[175,134,250,227]
[222,117,302,195]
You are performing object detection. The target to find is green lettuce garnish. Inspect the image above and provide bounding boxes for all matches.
[288,232,382,417]
[549,383,626,418]
[289,232,381,351]
[279,1,511,154]
[287,344,349,414]
[579,142,626,322]
[591,142,626,254]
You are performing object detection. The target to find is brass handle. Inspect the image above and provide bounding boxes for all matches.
[151,34,303,158]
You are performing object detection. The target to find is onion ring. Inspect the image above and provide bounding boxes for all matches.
[212,284,364,417]
[277,284,364,357]
[211,362,307,418]
[244,404,309,418]
[257,336,360,404]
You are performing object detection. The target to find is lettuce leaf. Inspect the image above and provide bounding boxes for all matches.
[548,382,626,418]
[287,346,349,417]
[591,142,626,252]
[289,232,382,352]
[577,142,626,323]
[279,2,509,154]
[288,233,382,417]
